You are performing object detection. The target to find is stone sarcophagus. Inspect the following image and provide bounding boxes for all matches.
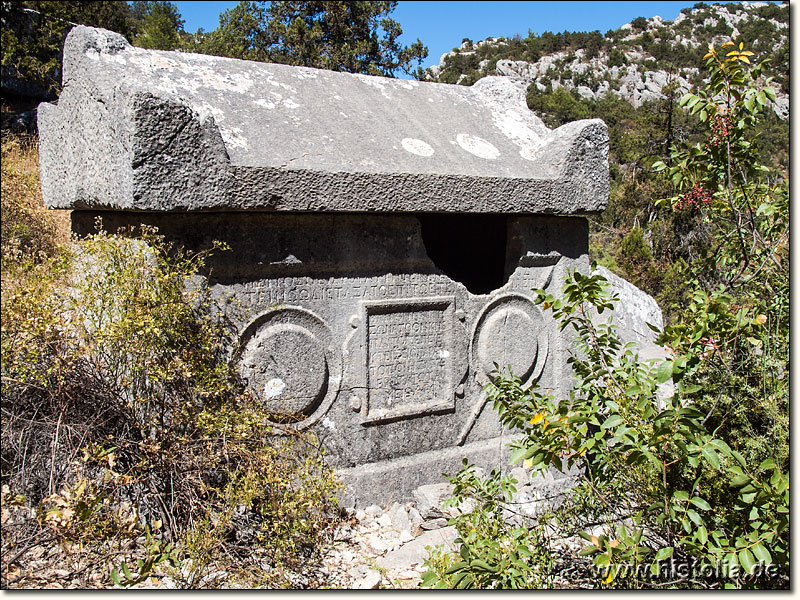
[39,26,660,506]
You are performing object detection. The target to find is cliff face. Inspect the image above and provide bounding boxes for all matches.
[425,2,788,119]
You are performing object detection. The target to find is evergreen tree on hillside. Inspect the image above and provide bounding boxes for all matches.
[193,0,428,78]
[1,0,183,97]
[130,1,184,51]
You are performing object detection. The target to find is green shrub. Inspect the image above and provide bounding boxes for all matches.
[1,137,341,587]
[423,268,787,589]
[421,464,555,589]
[422,39,788,591]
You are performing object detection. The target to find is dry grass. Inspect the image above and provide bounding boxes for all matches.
[1,132,71,257]
[1,132,345,589]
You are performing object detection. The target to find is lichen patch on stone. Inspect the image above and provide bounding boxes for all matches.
[401,138,435,157]
[456,134,500,160]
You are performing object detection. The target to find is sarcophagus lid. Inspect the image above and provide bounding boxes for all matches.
[39,26,608,214]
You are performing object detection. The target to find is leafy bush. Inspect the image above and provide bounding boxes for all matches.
[421,465,555,589]
[423,267,787,589]
[1,136,341,588]
[422,39,788,591]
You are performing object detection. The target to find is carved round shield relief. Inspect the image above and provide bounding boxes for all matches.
[236,307,341,427]
[470,294,548,386]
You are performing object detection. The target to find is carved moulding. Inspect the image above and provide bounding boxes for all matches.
[235,306,342,429]
[344,296,469,426]
[458,293,549,444]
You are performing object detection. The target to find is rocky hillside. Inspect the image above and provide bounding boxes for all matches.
[425,1,788,118]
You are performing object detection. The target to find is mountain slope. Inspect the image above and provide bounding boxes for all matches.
[425,1,788,118]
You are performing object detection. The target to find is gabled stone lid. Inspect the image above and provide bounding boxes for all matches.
[38,26,609,214]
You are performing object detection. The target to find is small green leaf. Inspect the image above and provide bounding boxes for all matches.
[602,415,623,429]
[656,361,673,384]
[655,546,674,561]
[691,496,712,511]
[509,446,529,465]
[446,561,466,575]
[594,553,610,567]
[751,543,772,564]
[730,450,747,467]
[758,458,776,472]
[686,509,703,526]
[701,445,721,470]
[470,559,494,573]
[739,548,757,574]
[110,569,122,586]
[697,526,708,545]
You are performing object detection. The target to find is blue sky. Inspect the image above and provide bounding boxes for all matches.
[173,1,747,71]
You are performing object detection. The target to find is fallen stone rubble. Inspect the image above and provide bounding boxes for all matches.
[4,467,586,589]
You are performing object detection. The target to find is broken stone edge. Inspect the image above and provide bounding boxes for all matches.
[38,26,609,215]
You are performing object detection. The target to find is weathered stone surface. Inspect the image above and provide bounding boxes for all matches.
[419,518,449,531]
[597,266,671,401]
[386,503,413,535]
[412,484,453,516]
[347,564,382,589]
[39,28,670,508]
[69,211,588,507]
[596,266,662,343]
[376,526,458,571]
[39,26,609,214]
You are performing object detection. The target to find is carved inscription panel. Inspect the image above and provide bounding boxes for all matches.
[235,274,456,307]
[363,298,456,424]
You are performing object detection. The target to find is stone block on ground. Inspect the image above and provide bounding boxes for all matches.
[39,26,609,214]
[376,526,459,571]
[412,483,453,515]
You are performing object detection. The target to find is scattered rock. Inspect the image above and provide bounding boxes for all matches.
[347,564,382,589]
[412,483,452,515]
[387,502,413,534]
[377,526,458,571]
[419,517,449,531]
[376,513,393,528]
[511,466,530,487]
[421,506,447,520]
